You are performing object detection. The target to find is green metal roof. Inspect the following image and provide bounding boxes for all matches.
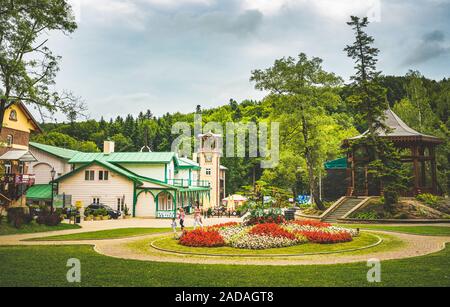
[177,157,201,170]
[29,142,80,160]
[54,159,144,185]
[26,184,52,200]
[69,152,176,164]
[324,158,348,170]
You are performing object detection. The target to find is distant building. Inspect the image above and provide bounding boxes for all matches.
[195,131,227,209]
[0,102,41,207]
[324,108,444,199]
[40,140,221,218]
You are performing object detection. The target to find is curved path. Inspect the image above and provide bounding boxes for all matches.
[1,225,450,266]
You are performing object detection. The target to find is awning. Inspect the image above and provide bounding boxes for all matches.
[0,150,37,162]
[26,184,52,201]
[324,158,348,170]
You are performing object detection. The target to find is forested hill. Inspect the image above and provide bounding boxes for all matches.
[33,72,449,195]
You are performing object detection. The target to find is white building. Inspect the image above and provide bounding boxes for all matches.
[27,135,227,218]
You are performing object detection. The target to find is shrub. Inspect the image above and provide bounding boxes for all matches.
[299,230,353,244]
[7,207,32,229]
[244,208,285,226]
[36,213,62,226]
[416,193,439,207]
[84,208,92,217]
[179,229,225,247]
[249,223,296,240]
[353,211,378,220]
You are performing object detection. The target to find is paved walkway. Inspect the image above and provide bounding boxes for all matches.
[1,219,450,266]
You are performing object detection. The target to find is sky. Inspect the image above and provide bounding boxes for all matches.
[45,0,450,121]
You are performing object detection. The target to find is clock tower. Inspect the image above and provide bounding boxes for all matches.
[196,131,224,209]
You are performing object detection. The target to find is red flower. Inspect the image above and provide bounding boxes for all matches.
[179,229,225,247]
[291,220,332,228]
[250,223,296,240]
[299,230,352,244]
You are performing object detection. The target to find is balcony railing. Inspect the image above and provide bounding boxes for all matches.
[2,174,36,185]
[168,179,210,188]
[1,174,36,201]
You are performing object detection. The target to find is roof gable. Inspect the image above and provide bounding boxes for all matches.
[69,152,177,164]
[349,108,443,143]
[29,142,80,160]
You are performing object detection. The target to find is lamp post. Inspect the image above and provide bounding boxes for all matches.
[50,167,56,213]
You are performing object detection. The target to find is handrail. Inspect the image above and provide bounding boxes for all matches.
[168,179,210,188]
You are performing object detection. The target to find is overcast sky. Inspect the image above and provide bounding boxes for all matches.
[45,0,450,121]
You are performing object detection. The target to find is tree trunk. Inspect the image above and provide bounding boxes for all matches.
[0,99,7,135]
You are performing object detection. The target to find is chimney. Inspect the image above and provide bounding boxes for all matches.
[104,141,115,154]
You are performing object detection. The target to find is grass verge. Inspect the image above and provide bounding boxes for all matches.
[28,228,171,241]
[0,222,80,236]
[0,243,449,287]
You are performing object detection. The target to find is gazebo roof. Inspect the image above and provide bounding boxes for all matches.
[348,109,443,144]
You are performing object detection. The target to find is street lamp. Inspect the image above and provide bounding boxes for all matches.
[50,167,56,213]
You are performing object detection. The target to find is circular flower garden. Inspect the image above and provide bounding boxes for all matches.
[178,220,359,250]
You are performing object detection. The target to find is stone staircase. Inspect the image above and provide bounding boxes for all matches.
[322,197,367,223]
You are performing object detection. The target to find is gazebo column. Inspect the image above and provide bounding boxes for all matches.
[430,146,438,194]
[412,145,420,195]
[419,146,426,188]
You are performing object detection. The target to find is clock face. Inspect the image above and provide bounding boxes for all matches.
[205,154,213,162]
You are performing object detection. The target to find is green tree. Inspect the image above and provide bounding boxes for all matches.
[344,16,389,150]
[345,16,407,208]
[0,0,84,131]
[251,53,342,210]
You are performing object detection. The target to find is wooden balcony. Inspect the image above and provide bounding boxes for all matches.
[168,179,210,188]
[1,174,35,201]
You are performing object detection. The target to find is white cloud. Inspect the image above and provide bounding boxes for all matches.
[142,0,214,7]
[77,0,148,29]
[241,0,381,22]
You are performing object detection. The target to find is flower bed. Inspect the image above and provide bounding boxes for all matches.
[299,230,353,244]
[179,229,225,247]
[249,223,296,240]
[179,220,358,250]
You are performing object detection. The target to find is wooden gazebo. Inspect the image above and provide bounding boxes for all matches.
[344,109,443,197]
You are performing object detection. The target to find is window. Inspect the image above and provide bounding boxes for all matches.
[9,110,17,121]
[158,193,173,211]
[18,162,24,174]
[206,168,212,176]
[4,162,12,174]
[92,198,100,204]
[85,170,95,181]
[99,170,109,181]
[6,135,13,147]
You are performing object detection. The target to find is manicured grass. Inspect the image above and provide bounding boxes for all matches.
[0,222,80,236]
[0,244,449,287]
[340,224,450,236]
[29,228,172,241]
[149,232,381,256]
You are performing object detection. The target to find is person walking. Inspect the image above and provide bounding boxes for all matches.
[178,208,185,232]
[171,218,177,237]
[193,206,203,229]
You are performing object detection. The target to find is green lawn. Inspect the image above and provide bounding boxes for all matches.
[149,232,381,256]
[340,225,450,236]
[0,222,81,236]
[0,244,449,287]
[28,228,172,241]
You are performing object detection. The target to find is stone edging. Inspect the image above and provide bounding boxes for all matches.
[149,233,383,258]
